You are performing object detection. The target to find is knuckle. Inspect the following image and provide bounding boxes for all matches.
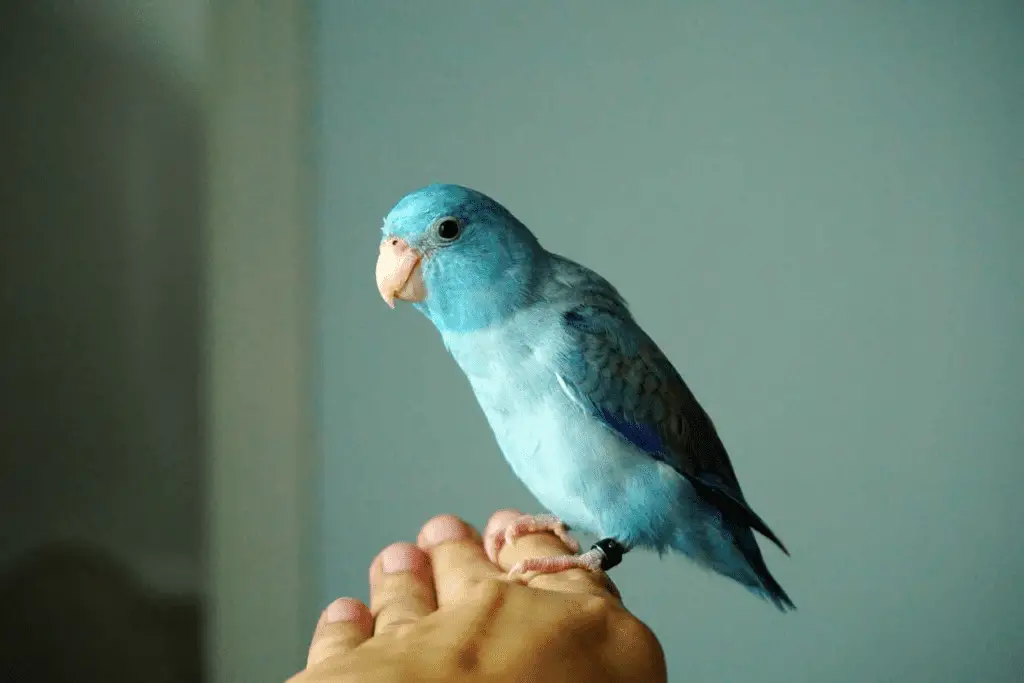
[614,612,665,661]
[440,572,490,604]
[469,576,512,605]
[371,592,418,617]
[527,569,613,599]
[376,614,419,632]
[580,592,617,618]
[371,574,430,609]
[455,576,520,617]
[305,636,352,671]
[571,592,619,636]
[592,609,667,681]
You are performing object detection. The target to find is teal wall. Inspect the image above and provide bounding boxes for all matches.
[314,3,1023,681]
[0,0,204,595]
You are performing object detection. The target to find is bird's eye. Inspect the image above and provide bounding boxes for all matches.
[436,217,461,241]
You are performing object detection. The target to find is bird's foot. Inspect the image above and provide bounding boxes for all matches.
[507,547,606,578]
[484,513,580,564]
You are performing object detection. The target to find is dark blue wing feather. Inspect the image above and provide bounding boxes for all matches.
[557,300,790,556]
[596,409,666,457]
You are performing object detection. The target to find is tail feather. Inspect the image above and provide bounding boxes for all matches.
[733,526,795,612]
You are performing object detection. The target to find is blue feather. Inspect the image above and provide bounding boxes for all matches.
[597,409,667,457]
[378,183,795,611]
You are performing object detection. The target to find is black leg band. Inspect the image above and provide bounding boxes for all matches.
[590,538,629,571]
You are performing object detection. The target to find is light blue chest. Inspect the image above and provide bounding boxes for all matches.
[441,315,690,542]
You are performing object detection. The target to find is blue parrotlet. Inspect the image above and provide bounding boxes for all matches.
[374,184,794,610]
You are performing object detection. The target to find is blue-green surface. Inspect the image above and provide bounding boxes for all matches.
[314,3,1023,681]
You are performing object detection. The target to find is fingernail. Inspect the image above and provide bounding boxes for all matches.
[419,514,471,548]
[379,542,421,574]
[326,598,363,623]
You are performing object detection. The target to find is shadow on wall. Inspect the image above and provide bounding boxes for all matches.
[0,1,203,679]
[0,544,202,683]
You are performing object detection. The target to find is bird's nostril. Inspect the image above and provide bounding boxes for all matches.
[391,238,399,246]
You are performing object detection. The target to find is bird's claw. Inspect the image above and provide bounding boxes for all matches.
[484,513,580,564]
[507,548,606,578]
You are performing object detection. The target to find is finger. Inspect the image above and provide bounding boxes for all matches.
[369,542,437,635]
[305,597,373,668]
[417,513,502,606]
[486,509,619,599]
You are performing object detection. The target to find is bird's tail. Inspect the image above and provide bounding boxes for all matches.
[732,526,795,612]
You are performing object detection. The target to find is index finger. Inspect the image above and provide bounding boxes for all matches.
[416,514,503,606]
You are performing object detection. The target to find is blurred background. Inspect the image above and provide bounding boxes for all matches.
[1,1,207,682]
[2,1,1022,682]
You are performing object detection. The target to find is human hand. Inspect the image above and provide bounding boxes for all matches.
[287,509,666,683]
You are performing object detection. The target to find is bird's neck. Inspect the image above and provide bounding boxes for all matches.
[418,248,550,334]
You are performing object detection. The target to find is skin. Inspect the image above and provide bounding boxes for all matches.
[286,509,667,683]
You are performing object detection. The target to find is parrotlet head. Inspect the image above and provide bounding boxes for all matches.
[375,184,546,332]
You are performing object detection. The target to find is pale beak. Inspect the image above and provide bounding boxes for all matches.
[376,236,426,308]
